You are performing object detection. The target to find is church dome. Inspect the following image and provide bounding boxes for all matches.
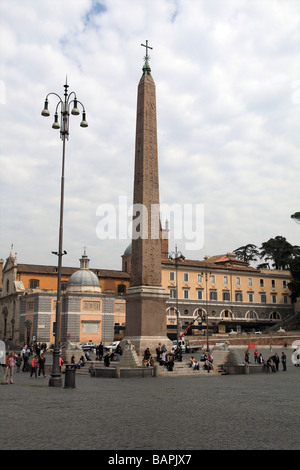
[68,269,100,287]
[67,249,101,293]
[123,243,132,256]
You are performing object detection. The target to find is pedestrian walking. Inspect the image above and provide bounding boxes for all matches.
[38,353,46,378]
[8,352,16,383]
[16,353,22,372]
[281,351,287,371]
[30,355,39,378]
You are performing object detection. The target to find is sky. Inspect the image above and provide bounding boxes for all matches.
[0,0,299,271]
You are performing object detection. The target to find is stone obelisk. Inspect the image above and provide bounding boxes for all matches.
[123,41,171,356]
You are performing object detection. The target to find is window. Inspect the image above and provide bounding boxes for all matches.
[183,272,189,283]
[248,278,253,287]
[197,289,203,300]
[197,273,203,284]
[169,288,176,299]
[183,289,189,299]
[29,279,39,289]
[169,271,175,282]
[260,279,264,288]
[235,292,243,302]
[271,294,277,303]
[247,310,257,319]
[271,280,276,289]
[223,291,230,301]
[283,294,288,304]
[236,277,241,286]
[248,293,254,302]
[270,312,280,320]
[118,284,126,294]
[260,293,267,303]
[283,280,287,289]
[210,290,217,300]
[210,274,216,285]
[169,308,176,316]
[223,276,228,286]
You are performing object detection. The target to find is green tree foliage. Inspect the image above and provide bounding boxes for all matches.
[259,236,300,270]
[234,236,300,302]
[233,244,260,262]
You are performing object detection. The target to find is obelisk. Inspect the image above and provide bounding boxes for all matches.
[123,41,171,356]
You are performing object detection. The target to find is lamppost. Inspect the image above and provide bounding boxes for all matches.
[41,80,88,387]
[168,246,185,346]
[202,271,210,352]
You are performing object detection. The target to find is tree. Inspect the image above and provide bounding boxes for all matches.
[259,236,300,270]
[291,212,300,224]
[288,256,300,302]
[233,244,259,263]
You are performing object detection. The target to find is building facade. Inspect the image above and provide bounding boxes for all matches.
[0,249,127,347]
[0,244,294,347]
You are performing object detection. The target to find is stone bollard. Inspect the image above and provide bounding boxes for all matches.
[114,365,121,378]
[64,364,76,389]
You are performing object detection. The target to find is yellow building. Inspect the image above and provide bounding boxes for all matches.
[161,253,292,336]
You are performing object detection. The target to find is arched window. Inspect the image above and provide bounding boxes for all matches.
[246,310,258,319]
[221,310,233,319]
[270,311,280,320]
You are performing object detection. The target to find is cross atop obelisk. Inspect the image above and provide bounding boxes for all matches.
[141,40,152,74]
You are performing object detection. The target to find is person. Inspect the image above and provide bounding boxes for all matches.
[273,353,280,371]
[244,350,249,363]
[104,353,110,367]
[22,349,29,372]
[192,359,200,371]
[160,348,167,366]
[97,342,104,361]
[8,352,16,384]
[71,354,75,364]
[254,350,258,363]
[156,343,162,362]
[204,358,213,373]
[85,350,91,361]
[281,351,287,371]
[30,355,39,378]
[267,357,276,372]
[1,352,10,384]
[189,356,195,368]
[143,348,151,366]
[38,353,46,378]
[258,353,263,364]
[15,353,22,372]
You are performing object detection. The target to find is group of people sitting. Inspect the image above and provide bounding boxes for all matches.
[189,353,214,372]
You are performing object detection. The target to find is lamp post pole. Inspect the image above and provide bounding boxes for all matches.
[168,246,185,346]
[41,80,88,387]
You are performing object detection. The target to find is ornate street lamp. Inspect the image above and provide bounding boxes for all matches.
[168,245,185,346]
[201,271,210,352]
[41,80,88,387]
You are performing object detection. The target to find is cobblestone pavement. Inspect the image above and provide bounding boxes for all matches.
[0,353,299,451]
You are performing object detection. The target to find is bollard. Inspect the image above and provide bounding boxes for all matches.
[64,364,76,389]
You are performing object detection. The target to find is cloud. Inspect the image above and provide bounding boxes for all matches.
[0,0,299,270]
